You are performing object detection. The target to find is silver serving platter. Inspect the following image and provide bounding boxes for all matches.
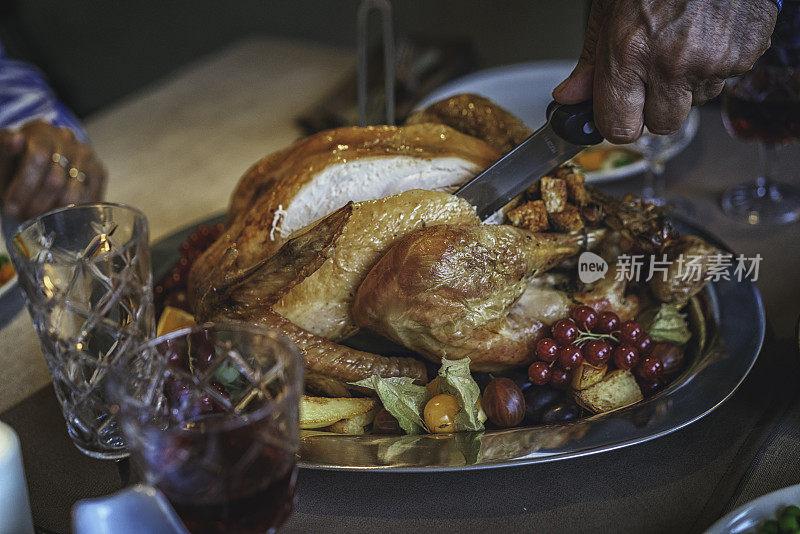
[152,215,765,472]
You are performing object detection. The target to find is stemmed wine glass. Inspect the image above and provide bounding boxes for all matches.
[634,108,700,217]
[720,6,800,225]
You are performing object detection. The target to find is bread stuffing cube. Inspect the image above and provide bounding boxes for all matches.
[565,173,591,206]
[555,165,578,179]
[524,178,541,200]
[548,203,583,232]
[540,177,567,213]
[506,200,549,232]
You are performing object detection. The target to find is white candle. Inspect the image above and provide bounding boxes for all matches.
[0,421,34,534]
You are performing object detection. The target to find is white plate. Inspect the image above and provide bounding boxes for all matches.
[416,61,698,183]
[705,483,800,533]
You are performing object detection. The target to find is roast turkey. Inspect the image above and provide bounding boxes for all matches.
[188,94,702,387]
[352,224,642,371]
[188,123,500,305]
[195,190,482,391]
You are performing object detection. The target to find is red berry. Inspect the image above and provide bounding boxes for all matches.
[612,345,639,370]
[536,338,559,362]
[635,356,663,381]
[549,368,571,389]
[583,339,612,366]
[558,344,584,370]
[528,362,552,386]
[595,311,620,334]
[619,321,644,344]
[635,334,653,355]
[552,319,579,345]
[571,305,597,331]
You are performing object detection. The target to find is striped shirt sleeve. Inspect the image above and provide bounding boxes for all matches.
[0,42,88,143]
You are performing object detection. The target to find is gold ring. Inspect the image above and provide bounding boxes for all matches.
[51,152,69,168]
[68,167,87,184]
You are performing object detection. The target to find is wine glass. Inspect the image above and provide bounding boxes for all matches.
[721,68,800,224]
[720,6,800,225]
[633,107,700,216]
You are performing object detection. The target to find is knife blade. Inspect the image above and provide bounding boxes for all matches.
[455,100,603,220]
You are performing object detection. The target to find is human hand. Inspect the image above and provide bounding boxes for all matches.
[553,0,778,143]
[0,120,107,220]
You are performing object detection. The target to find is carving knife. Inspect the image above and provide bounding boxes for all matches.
[454,100,603,220]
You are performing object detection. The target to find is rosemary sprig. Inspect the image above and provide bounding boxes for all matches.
[575,330,618,345]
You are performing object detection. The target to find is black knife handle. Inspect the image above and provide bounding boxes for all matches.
[546,100,603,146]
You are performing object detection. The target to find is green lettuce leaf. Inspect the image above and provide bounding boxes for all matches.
[350,376,428,435]
[438,357,484,432]
[640,304,691,345]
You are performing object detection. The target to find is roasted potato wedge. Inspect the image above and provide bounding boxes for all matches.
[570,362,607,390]
[300,395,378,429]
[575,370,643,413]
[325,408,379,434]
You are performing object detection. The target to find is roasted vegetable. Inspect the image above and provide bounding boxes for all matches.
[300,395,378,429]
[326,407,379,435]
[570,362,608,390]
[575,369,643,413]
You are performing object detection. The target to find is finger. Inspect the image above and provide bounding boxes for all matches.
[691,78,725,106]
[553,0,604,104]
[0,131,25,190]
[84,155,107,201]
[593,33,646,144]
[2,135,53,219]
[69,138,107,202]
[24,154,69,217]
[643,82,693,135]
[60,145,93,206]
[22,128,80,217]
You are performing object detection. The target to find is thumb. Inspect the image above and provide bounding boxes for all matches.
[553,0,603,104]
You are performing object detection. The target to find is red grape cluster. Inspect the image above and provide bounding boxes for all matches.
[527,305,664,392]
[155,223,225,314]
[163,330,235,420]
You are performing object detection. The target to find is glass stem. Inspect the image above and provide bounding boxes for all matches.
[651,158,666,199]
[756,142,777,194]
[641,153,665,202]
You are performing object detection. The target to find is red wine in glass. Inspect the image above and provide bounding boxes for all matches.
[722,70,800,143]
[151,416,298,534]
[719,5,800,225]
[170,469,297,534]
[111,324,303,534]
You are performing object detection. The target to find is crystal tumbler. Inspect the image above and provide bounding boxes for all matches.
[9,203,154,459]
[109,323,303,533]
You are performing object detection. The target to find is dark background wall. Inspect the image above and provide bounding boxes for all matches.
[0,0,590,117]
